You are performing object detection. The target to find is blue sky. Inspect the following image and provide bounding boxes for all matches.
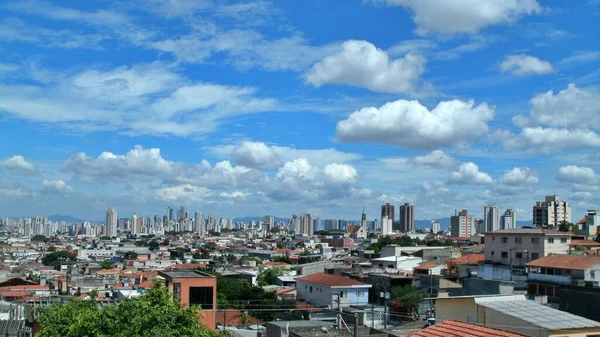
[0,0,599,222]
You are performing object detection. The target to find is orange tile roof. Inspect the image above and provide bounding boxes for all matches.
[408,320,529,337]
[449,254,485,265]
[414,262,443,271]
[571,240,600,246]
[527,255,600,270]
[1,291,29,298]
[296,273,367,287]
[275,287,296,295]
[259,261,291,267]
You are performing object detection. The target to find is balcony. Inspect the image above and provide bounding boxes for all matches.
[528,272,572,285]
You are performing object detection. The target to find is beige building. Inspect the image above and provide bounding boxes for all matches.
[450,209,476,238]
[533,195,572,228]
[434,294,600,337]
[484,228,570,268]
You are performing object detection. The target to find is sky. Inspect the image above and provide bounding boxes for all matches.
[0,0,599,222]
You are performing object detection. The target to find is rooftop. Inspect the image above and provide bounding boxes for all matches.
[570,240,600,246]
[485,228,569,236]
[158,270,215,279]
[526,255,600,270]
[476,297,600,330]
[296,273,369,287]
[448,254,485,265]
[408,319,529,337]
[414,262,444,271]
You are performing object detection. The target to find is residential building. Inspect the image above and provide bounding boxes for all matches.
[434,294,600,337]
[159,270,217,329]
[483,228,571,268]
[576,210,600,236]
[381,215,393,235]
[450,209,476,237]
[526,255,600,302]
[194,211,204,235]
[399,203,414,232]
[500,209,516,230]
[407,320,529,337]
[533,195,572,228]
[483,205,499,232]
[431,220,440,234]
[381,203,395,225]
[105,208,117,238]
[296,273,371,308]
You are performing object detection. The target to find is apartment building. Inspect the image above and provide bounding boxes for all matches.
[484,228,571,268]
[450,209,476,237]
[533,195,571,228]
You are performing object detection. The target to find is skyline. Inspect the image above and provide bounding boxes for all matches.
[0,1,599,220]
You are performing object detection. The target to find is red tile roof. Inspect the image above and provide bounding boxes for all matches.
[296,273,367,287]
[408,320,529,337]
[570,240,600,246]
[414,262,443,271]
[1,291,29,298]
[527,255,600,270]
[449,254,485,265]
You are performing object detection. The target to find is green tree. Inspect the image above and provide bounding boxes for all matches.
[257,267,284,286]
[123,251,138,260]
[149,240,160,251]
[42,250,77,270]
[390,285,424,316]
[558,221,573,232]
[36,283,223,337]
[273,256,292,264]
[162,238,170,246]
[101,260,114,269]
[31,234,48,242]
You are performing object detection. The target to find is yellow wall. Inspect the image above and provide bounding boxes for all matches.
[549,327,600,337]
[435,298,477,322]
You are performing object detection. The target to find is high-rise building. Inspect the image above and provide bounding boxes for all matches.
[381,215,393,235]
[399,203,414,232]
[431,220,440,234]
[381,203,395,224]
[105,208,118,237]
[450,209,476,237]
[131,214,139,235]
[194,211,204,234]
[168,207,174,221]
[533,195,571,228]
[177,206,186,221]
[500,209,516,230]
[483,205,500,232]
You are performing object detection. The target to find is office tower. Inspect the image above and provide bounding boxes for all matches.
[163,215,168,224]
[399,203,414,232]
[194,211,204,233]
[533,195,571,228]
[168,207,174,221]
[450,209,476,237]
[105,208,118,237]
[177,206,186,221]
[500,209,516,230]
[483,205,500,232]
[431,220,440,234]
[381,203,395,224]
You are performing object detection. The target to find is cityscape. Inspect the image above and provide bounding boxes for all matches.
[0,0,599,336]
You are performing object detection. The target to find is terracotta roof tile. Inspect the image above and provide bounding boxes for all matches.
[414,262,443,271]
[1,291,29,298]
[259,262,291,267]
[408,320,529,337]
[570,240,600,246]
[448,254,485,265]
[296,273,367,287]
[527,255,600,270]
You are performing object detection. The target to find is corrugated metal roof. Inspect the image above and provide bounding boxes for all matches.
[474,295,526,303]
[477,299,600,330]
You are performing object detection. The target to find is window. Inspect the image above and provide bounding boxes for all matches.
[492,237,496,241]
[339,291,346,298]
[515,237,522,243]
[491,251,495,256]
[532,237,540,244]
[356,291,364,297]
[501,251,508,258]
[515,252,523,259]
[561,238,568,243]
[501,237,508,243]
[189,287,214,309]
[548,238,554,244]
[531,253,540,260]
[310,286,313,293]
[592,271,596,279]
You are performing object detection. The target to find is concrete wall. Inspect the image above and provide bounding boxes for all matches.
[166,276,217,329]
[435,297,477,322]
[448,277,513,297]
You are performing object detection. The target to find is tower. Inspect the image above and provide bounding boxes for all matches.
[399,203,414,232]
[105,208,118,237]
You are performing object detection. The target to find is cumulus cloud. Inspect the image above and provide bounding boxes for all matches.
[513,84,600,129]
[305,40,425,93]
[375,0,541,36]
[219,191,251,198]
[572,191,595,201]
[500,128,600,151]
[556,165,595,183]
[448,162,492,185]
[573,183,599,192]
[155,184,211,203]
[0,155,36,175]
[498,167,539,185]
[412,150,458,168]
[231,141,281,169]
[421,180,450,196]
[499,54,554,75]
[42,179,72,193]
[336,99,494,150]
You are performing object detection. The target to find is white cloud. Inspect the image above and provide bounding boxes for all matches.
[42,179,72,193]
[573,183,599,192]
[0,63,278,137]
[155,184,211,203]
[0,155,36,175]
[498,167,538,185]
[572,191,595,201]
[501,128,600,151]
[413,150,458,168]
[513,84,600,129]
[499,54,554,75]
[219,191,251,198]
[375,0,541,36]
[305,40,425,93]
[336,98,494,150]
[556,165,595,183]
[421,180,450,195]
[323,163,358,185]
[558,51,600,66]
[231,141,281,169]
[448,162,492,185]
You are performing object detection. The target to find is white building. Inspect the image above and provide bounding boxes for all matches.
[483,205,499,232]
[533,195,571,228]
[296,273,371,308]
[105,208,118,238]
[500,209,516,230]
[431,220,440,234]
[381,215,393,235]
[450,209,476,237]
